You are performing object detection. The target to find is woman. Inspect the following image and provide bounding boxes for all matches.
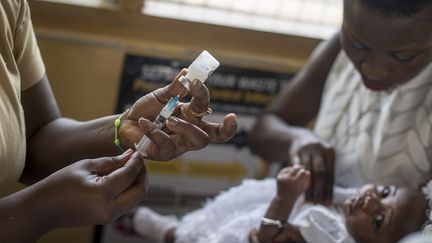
[249,0,432,204]
[0,0,237,242]
[131,1,432,242]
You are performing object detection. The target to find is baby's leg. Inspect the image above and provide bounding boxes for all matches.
[133,207,179,243]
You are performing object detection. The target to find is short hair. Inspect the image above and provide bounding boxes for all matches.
[356,0,431,17]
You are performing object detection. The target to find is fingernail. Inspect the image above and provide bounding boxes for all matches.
[122,148,133,156]
[167,116,179,126]
[138,117,150,128]
[230,120,237,127]
[192,79,202,89]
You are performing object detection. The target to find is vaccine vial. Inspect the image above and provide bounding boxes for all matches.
[179,50,220,90]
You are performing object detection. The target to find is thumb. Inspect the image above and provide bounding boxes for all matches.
[273,231,290,242]
[87,149,134,175]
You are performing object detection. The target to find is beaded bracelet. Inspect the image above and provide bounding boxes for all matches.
[114,109,130,152]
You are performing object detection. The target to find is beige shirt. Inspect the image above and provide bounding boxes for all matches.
[0,0,45,196]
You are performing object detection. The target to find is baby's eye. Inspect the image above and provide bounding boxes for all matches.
[380,186,391,198]
[373,213,385,232]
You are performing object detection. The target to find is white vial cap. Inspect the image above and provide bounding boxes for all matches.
[185,50,220,83]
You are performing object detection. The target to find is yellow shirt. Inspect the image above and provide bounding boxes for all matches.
[0,0,45,196]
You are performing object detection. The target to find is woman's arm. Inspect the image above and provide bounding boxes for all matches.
[248,33,341,205]
[21,76,123,183]
[248,32,341,162]
[0,187,47,242]
[22,71,237,183]
[1,151,147,243]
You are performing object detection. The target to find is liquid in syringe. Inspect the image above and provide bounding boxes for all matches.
[135,95,179,156]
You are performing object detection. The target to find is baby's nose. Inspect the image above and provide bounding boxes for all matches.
[363,195,381,214]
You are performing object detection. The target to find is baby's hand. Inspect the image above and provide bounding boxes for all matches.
[276,165,310,201]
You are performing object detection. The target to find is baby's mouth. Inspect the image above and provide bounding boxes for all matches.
[344,196,365,215]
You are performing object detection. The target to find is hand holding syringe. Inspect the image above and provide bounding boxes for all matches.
[135,50,220,156]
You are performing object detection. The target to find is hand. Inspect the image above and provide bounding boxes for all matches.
[249,228,261,243]
[120,69,238,160]
[272,224,306,243]
[289,130,335,205]
[250,224,306,243]
[32,149,147,229]
[276,165,310,201]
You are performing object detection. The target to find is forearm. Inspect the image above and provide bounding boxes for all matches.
[258,196,297,242]
[23,116,118,183]
[249,113,309,162]
[0,188,49,242]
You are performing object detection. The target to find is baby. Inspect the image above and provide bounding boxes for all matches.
[129,165,428,243]
[254,165,428,243]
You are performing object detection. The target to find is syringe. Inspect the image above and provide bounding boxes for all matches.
[135,50,220,156]
[135,95,180,156]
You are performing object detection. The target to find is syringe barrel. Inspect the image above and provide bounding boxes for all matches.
[135,135,152,156]
[135,96,179,156]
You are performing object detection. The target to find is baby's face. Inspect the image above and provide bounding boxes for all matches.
[343,185,427,243]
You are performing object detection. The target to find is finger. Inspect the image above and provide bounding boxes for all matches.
[273,231,290,242]
[112,161,148,216]
[292,166,307,179]
[312,152,326,204]
[275,224,303,243]
[301,153,313,202]
[324,149,335,204]
[103,152,144,198]
[153,69,188,103]
[291,154,301,166]
[200,113,238,142]
[86,149,134,174]
[288,165,303,177]
[248,228,261,243]
[188,79,210,115]
[299,170,311,191]
[166,116,209,150]
[279,166,292,174]
[300,152,311,172]
[138,117,156,134]
[138,118,176,160]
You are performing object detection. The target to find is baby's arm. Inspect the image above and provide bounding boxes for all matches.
[250,223,306,243]
[257,165,310,243]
